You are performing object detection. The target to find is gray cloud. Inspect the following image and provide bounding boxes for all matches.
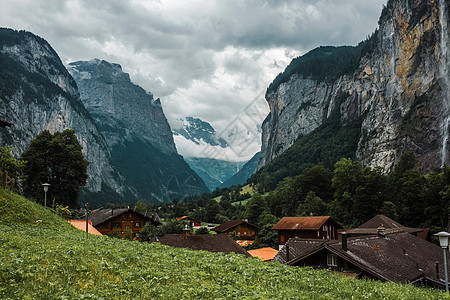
[0,0,386,160]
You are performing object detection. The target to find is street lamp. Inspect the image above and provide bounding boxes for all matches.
[434,231,450,293]
[42,183,50,209]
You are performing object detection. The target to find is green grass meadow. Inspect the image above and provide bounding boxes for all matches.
[0,189,448,299]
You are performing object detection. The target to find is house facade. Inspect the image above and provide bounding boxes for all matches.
[176,216,202,227]
[89,208,161,241]
[272,216,342,249]
[212,220,261,240]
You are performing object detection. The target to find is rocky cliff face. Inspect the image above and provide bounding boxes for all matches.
[69,60,208,203]
[69,59,176,154]
[0,28,126,198]
[259,0,449,173]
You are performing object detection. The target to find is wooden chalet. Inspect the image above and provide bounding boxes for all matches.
[273,231,449,289]
[272,216,342,249]
[89,208,161,241]
[344,214,431,241]
[150,233,250,256]
[176,216,201,227]
[212,220,261,240]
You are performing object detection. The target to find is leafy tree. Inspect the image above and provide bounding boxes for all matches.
[297,191,328,216]
[204,199,221,223]
[246,194,267,225]
[21,130,88,207]
[0,146,26,184]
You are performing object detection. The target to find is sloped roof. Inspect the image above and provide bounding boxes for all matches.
[273,239,325,264]
[213,220,261,233]
[346,215,424,237]
[248,247,279,262]
[176,216,201,223]
[272,216,341,230]
[277,232,449,287]
[359,215,404,228]
[150,233,250,256]
[88,208,161,227]
[69,220,103,236]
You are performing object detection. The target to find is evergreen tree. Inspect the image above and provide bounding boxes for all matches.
[21,130,88,207]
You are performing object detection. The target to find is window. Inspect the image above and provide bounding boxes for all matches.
[327,254,338,267]
[134,222,141,227]
[280,235,285,242]
[102,223,109,229]
[113,222,121,228]
[125,225,130,231]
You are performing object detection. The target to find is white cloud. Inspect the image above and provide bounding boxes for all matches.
[0,0,386,161]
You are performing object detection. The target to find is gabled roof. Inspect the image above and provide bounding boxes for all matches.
[69,220,103,236]
[248,247,279,262]
[359,215,404,228]
[89,208,161,227]
[176,216,201,223]
[272,216,342,230]
[275,232,449,287]
[213,220,261,233]
[150,233,250,256]
[345,215,424,237]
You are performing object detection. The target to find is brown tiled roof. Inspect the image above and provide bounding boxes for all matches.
[272,216,340,230]
[213,220,261,233]
[273,239,325,264]
[358,215,403,228]
[88,208,161,227]
[248,247,279,262]
[345,215,425,238]
[278,232,449,287]
[150,233,250,256]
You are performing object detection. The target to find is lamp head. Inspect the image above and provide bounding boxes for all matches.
[433,231,450,248]
[42,183,50,193]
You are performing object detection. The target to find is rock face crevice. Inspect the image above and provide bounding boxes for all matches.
[259,0,449,173]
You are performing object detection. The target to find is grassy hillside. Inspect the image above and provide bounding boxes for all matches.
[0,189,446,299]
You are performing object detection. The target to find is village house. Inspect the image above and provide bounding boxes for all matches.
[176,215,202,227]
[247,247,279,262]
[150,233,250,256]
[272,216,342,249]
[88,208,161,241]
[343,214,431,241]
[273,229,449,289]
[212,220,261,240]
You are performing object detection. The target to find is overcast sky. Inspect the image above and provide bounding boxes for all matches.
[1,0,386,161]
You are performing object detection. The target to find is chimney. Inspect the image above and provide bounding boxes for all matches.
[435,261,439,279]
[285,244,290,262]
[341,232,348,251]
[377,223,386,237]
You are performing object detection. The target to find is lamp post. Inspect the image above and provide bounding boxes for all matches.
[42,183,50,209]
[434,231,450,293]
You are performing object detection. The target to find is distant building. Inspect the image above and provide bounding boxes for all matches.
[212,220,261,240]
[344,215,430,241]
[272,216,342,249]
[176,216,202,227]
[150,233,250,256]
[273,230,449,289]
[88,208,161,241]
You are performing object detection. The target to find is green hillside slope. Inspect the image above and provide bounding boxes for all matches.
[0,190,444,299]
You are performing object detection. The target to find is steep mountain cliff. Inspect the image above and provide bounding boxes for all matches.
[0,28,127,202]
[221,152,261,188]
[69,60,208,203]
[259,0,449,173]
